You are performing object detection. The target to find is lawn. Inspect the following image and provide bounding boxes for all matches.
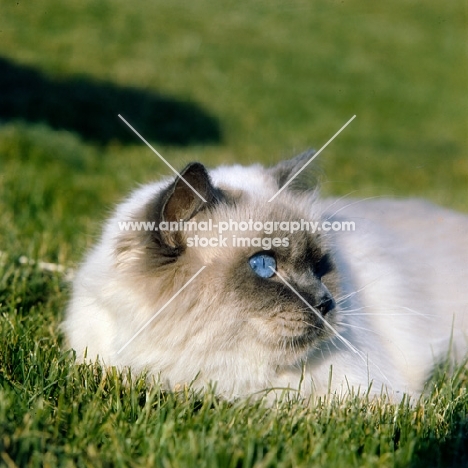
[0,0,467,466]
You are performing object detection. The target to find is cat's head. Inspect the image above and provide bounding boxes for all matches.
[114,154,340,376]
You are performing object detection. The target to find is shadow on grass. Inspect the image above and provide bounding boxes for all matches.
[0,57,222,146]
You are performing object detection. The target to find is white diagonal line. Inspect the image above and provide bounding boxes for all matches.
[272,267,393,387]
[118,114,207,203]
[268,115,356,202]
[271,267,359,355]
[117,266,206,354]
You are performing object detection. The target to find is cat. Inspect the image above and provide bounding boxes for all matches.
[63,153,468,401]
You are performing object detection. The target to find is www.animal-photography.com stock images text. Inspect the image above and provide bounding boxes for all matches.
[1,2,467,467]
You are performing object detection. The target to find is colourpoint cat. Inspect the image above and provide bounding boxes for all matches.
[64,153,468,401]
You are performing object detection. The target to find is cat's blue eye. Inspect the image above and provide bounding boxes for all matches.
[249,253,276,278]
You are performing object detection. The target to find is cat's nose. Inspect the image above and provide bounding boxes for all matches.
[315,296,335,315]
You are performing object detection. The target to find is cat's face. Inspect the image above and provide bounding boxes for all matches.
[115,156,340,368]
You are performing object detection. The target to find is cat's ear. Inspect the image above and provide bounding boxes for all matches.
[162,162,217,224]
[148,162,221,252]
[269,150,317,190]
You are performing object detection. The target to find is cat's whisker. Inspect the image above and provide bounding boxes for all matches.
[319,191,358,217]
[340,312,437,318]
[339,303,437,319]
[324,195,385,220]
[301,319,321,331]
[335,278,383,305]
[328,332,394,388]
[395,305,434,318]
[336,306,372,314]
[334,322,381,335]
[335,266,430,307]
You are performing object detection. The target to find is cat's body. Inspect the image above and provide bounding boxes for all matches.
[64,155,468,400]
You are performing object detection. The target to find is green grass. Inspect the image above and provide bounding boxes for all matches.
[0,0,467,466]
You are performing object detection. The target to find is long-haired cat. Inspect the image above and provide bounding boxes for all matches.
[63,153,468,400]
